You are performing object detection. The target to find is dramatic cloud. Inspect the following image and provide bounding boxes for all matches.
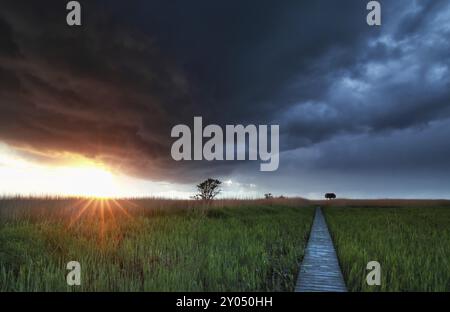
[0,0,449,197]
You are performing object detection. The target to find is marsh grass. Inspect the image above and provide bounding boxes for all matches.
[0,198,314,291]
[324,206,450,292]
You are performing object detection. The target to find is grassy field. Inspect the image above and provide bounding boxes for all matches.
[0,198,314,291]
[3,197,450,292]
[324,206,450,292]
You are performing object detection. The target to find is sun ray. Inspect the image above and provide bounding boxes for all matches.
[105,199,117,225]
[111,199,133,219]
[88,199,100,219]
[123,199,140,208]
[66,198,89,214]
[65,197,138,242]
[68,198,95,227]
[99,199,105,240]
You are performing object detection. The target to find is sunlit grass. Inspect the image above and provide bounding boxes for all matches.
[0,198,314,291]
[324,206,450,292]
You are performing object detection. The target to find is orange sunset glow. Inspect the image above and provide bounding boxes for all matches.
[0,144,192,198]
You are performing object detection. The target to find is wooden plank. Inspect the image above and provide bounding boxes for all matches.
[295,207,347,292]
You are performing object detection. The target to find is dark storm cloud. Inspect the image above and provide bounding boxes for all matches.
[0,17,20,57]
[116,0,379,123]
[0,0,449,188]
[277,0,450,149]
[0,0,196,180]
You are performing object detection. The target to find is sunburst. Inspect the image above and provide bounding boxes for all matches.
[67,198,134,240]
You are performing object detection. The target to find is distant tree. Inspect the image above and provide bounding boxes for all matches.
[325,193,336,200]
[264,193,273,199]
[196,178,222,201]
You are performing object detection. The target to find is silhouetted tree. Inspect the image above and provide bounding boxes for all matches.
[325,193,336,200]
[196,178,222,200]
[264,193,273,199]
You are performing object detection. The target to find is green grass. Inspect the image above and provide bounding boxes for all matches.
[324,207,450,292]
[0,200,314,291]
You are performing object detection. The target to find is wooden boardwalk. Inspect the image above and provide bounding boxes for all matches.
[295,207,347,292]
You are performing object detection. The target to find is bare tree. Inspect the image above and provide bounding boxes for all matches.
[195,178,222,201]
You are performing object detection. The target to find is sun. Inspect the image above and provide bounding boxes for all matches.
[53,164,118,198]
[0,145,158,198]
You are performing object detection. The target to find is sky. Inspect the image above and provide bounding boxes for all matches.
[0,0,449,199]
